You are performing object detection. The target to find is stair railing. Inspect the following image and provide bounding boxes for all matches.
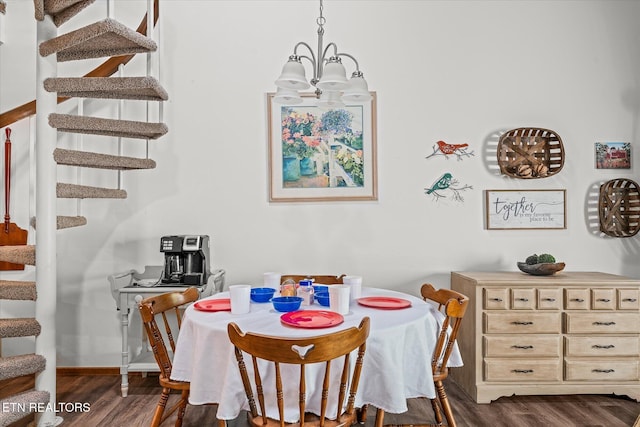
[4,2,162,425]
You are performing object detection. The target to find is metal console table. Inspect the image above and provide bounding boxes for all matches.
[109,265,225,397]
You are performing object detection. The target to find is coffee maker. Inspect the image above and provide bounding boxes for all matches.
[160,235,211,286]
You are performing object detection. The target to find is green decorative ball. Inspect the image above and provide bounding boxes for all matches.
[525,254,539,265]
[538,253,556,263]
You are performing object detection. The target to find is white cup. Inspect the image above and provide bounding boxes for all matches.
[343,275,362,301]
[329,285,350,315]
[263,272,281,290]
[229,284,251,315]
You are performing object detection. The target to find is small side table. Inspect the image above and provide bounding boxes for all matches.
[109,265,225,397]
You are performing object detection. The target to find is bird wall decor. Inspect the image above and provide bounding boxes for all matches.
[425,172,473,202]
[426,140,475,161]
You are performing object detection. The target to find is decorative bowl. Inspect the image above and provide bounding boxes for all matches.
[517,262,566,276]
[315,291,330,307]
[272,296,303,312]
[250,287,275,303]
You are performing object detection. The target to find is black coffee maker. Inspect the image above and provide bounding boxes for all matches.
[160,235,211,286]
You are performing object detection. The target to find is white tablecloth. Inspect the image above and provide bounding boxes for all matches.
[171,287,462,420]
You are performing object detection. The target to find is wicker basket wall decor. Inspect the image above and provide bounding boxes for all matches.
[497,127,565,179]
[599,178,640,238]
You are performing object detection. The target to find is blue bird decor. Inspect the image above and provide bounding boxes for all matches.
[425,172,472,201]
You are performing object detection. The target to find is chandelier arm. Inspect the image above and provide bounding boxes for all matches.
[293,41,318,81]
[321,42,339,64]
[336,52,361,72]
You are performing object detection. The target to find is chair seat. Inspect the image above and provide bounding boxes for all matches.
[159,375,190,391]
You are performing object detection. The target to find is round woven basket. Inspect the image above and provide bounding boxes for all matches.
[497,127,564,179]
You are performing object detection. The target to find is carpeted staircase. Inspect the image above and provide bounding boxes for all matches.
[0,0,167,424]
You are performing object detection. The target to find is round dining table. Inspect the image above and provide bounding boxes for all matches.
[170,286,462,421]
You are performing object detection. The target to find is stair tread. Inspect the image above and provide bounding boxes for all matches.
[57,183,127,199]
[49,113,168,140]
[0,245,35,266]
[44,76,168,101]
[34,0,96,27]
[0,389,50,426]
[30,216,88,230]
[39,17,156,61]
[0,280,36,300]
[0,354,46,381]
[54,148,157,170]
[0,318,41,338]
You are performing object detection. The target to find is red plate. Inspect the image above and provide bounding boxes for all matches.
[194,298,231,312]
[280,310,344,329]
[357,296,412,309]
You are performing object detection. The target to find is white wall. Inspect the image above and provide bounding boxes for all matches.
[1,0,639,366]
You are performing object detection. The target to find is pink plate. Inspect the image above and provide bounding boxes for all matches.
[280,310,344,329]
[194,298,231,312]
[357,296,412,309]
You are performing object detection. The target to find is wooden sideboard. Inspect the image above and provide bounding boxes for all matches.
[450,271,640,404]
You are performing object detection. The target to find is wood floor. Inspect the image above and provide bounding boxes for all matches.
[3,374,639,427]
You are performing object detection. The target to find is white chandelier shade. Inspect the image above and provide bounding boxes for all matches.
[274,58,311,90]
[273,87,304,105]
[342,73,372,102]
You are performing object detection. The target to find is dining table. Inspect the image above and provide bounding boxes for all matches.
[170,286,462,422]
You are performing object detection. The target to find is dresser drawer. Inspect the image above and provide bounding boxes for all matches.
[565,336,639,357]
[591,288,616,310]
[485,358,561,382]
[484,288,509,310]
[538,288,562,310]
[565,312,640,334]
[565,358,639,381]
[484,312,561,334]
[565,288,590,310]
[511,288,536,310]
[618,288,640,310]
[485,335,560,357]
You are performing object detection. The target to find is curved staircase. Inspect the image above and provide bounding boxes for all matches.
[0,0,167,425]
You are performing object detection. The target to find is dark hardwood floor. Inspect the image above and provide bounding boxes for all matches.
[3,374,639,427]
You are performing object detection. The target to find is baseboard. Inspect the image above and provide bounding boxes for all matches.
[56,367,153,376]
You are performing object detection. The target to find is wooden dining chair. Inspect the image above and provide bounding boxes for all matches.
[227,317,370,427]
[280,274,346,284]
[374,284,469,427]
[138,287,199,427]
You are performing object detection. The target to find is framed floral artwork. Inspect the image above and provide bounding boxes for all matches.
[267,92,377,202]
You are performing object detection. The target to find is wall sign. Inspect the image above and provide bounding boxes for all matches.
[485,189,566,230]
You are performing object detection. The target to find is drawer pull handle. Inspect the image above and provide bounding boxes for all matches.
[570,298,585,302]
[592,344,615,349]
[593,321,616,326]
[490,298,503,302]
[512,369,534,374]
[623,298,638,302]
[596,298,611,302]
[592,369,615,374]
[511,345,534,350]
[515,298,529,302]
[542,298,556,302]
[511,321,533,325]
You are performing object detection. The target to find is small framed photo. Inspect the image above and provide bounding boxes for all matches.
[267,92,378,202]
[595,142,631,169]
[485,189,567,230]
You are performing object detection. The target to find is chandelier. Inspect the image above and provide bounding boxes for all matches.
[273,0,372,108]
